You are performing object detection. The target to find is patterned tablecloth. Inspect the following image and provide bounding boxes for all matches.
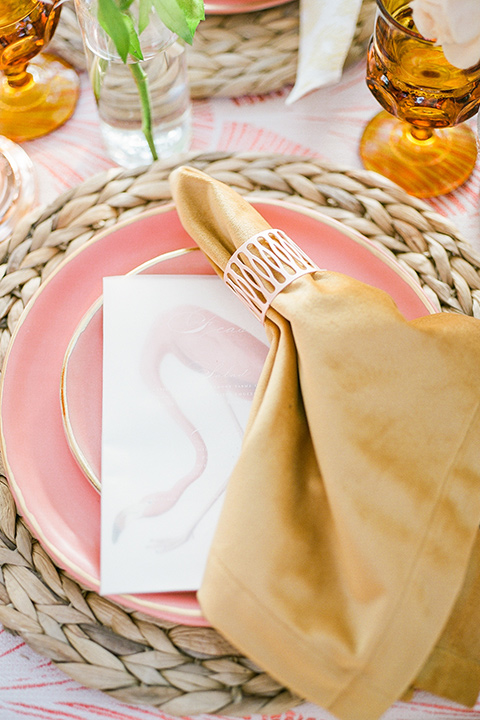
[2,52,480,720]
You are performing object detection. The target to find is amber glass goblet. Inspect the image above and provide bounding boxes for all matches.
[0,0,80,142]
[360,0,480,198]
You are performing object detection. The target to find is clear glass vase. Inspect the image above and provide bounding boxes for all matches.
[74,0,192,168]
[0,136,37,242]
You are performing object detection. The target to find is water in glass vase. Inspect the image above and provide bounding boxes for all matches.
[367,1,480,129]
[83,37,191,168]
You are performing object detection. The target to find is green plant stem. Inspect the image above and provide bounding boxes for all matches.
[129,61,158,162]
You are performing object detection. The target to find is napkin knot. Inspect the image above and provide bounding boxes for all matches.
[223,229,321,322]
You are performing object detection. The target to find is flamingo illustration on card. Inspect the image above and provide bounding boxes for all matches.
[100,275,268,596]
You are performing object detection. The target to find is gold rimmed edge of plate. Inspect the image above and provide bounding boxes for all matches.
[61,247,200,494]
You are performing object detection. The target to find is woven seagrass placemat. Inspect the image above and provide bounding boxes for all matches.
[1,152,479,715]
[51,0,376,98]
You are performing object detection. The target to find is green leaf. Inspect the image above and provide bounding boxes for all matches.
[151,0,204,44]
[97,0,131,62]
[123,13,144,60]
[138,0,152,34]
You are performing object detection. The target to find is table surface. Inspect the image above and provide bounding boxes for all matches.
[2,49,480,720]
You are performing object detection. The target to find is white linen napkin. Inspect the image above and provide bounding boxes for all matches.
[287,0,365,104]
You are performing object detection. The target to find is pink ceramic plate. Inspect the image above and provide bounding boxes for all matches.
[204,0,291,15]
[0,201,437,626]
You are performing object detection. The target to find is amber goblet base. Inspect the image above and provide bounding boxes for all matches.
[360,110,478,198]
[0,53,80,142]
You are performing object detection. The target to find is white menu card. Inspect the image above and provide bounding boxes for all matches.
[100,275,268,596]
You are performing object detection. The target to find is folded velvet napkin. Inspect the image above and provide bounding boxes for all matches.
[169,166,480,720]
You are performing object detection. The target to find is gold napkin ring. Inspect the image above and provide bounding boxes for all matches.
[223,229,321,322]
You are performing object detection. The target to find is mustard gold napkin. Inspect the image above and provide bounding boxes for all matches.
[412,530,480,707]
[169,166,480,720]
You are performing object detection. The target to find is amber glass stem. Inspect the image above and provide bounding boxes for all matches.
[409,125,434,142]
[3,64,33,89]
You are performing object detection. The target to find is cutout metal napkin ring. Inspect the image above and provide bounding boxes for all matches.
[223,229,322,322]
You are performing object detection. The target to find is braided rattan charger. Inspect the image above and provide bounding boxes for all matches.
[1,152,480,715]
[52,0,375,98]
